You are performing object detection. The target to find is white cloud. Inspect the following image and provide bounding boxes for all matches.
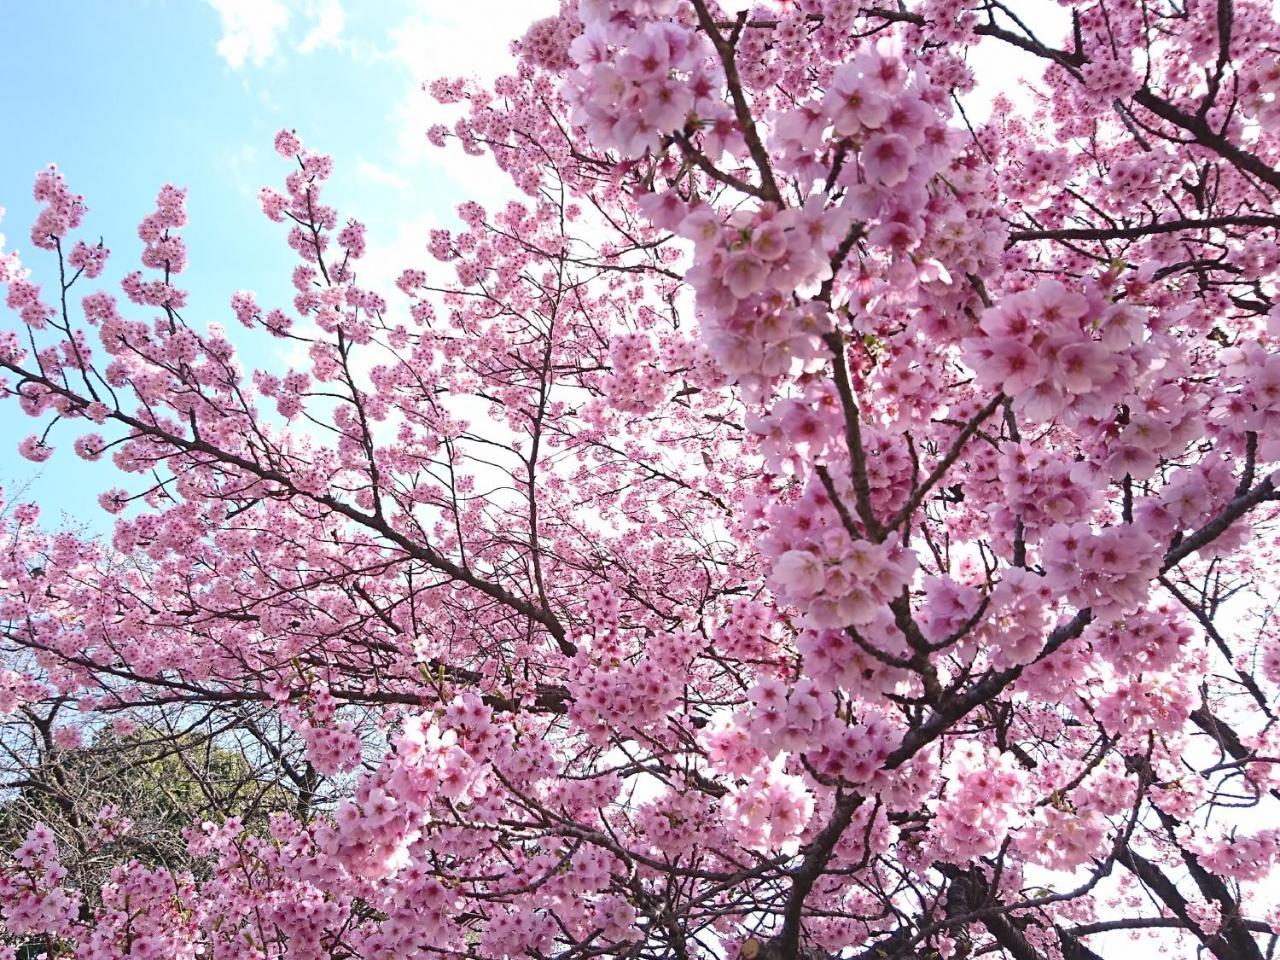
[355,157,409,192]
[964,5,1071,122]
[382,2,557,201]
[354,210,439,325]
[207,0,347,69]
[221,142,267,200]
[297,0,346,55]
[208,0,291,69]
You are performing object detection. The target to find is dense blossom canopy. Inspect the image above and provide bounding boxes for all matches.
[3,1,1280,958]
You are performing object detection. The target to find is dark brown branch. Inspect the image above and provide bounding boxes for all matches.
[1009,214,1280,242]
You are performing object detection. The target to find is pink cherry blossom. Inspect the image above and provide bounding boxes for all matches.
[1,3,1280,958]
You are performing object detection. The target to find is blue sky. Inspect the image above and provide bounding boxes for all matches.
[0,0,555,530]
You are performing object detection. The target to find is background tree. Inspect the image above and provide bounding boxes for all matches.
[0,714,303,958]
[0,718,307,874]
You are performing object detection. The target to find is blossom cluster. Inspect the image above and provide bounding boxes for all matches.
[562,18,716,158]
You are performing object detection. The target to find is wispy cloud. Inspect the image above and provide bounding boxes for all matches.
[222,143,264,198]
[207,0,291,69]
[355,157,409,192]
[382,2,556,191]
[207,0,346,69]
[297,0,346,55]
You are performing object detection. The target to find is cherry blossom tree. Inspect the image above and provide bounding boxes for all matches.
[4,1,1280,957]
